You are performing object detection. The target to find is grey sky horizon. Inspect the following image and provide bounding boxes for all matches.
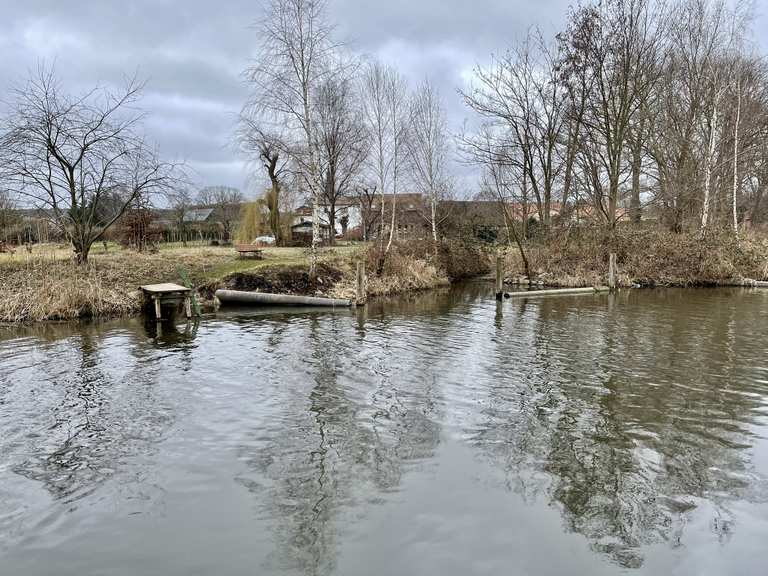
[2,0,767,198]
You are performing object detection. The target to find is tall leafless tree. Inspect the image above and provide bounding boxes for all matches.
[463,31,569,227]
[244,0,338,277]
[360,61,409,269]
[568,0,667,227]
[314,75,368,244]
[408,79,451,243]
[460,0,768,237]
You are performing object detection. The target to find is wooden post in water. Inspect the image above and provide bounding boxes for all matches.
[608,253,617,292]
[495,253,504,301]
[356,261,367,305]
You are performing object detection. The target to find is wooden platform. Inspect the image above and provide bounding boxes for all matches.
[140,283,192,320]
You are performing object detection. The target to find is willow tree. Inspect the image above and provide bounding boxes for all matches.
[239,121,289,245]
[236,200,270,243]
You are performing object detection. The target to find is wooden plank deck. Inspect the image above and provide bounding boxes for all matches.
[140,283,193,320]
[140,283,191,294]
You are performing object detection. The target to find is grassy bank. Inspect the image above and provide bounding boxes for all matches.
[0,240,488,323]
[4,229,766,323]
[0,244,348,322]
[208,240,489,301]
[505,227,768,287]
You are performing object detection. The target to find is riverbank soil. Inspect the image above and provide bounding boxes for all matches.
[505,227,768,287]
[208,240,487,301]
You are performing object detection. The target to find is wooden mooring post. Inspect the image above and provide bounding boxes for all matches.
[608,253,617,292]
[356,261,367,305]
[495,254,504,301]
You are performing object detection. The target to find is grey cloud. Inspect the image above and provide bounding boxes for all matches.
[2,0,767,193]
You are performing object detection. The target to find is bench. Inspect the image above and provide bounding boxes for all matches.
[235,244,264,259]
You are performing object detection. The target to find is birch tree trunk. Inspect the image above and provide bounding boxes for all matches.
[701,98,718,230]
[732,76,741,237]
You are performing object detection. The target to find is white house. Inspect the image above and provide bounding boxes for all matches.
[293,196,362,237]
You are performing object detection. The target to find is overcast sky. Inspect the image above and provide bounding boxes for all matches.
[2,0,767,197]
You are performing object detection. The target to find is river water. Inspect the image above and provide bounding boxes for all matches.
[1,285,768,576]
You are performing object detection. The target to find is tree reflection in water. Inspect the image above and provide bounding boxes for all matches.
[1,286,767,574]
[475,289,768,568]
[235,311,443,575]
[1,321,179,547]
[225,287,768,573]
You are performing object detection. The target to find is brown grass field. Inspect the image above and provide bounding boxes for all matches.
[0,243,368,322]
[0,241,459,323]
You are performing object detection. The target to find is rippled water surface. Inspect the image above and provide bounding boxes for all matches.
[2,285,768,575]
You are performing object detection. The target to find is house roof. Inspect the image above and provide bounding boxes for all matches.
[371,193,425,210]
[291,220,331,230]
[182,208,214,223]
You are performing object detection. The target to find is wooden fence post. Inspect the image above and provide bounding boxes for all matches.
[356,261,367,305]
[609,253,617,292]
[496,253,504,301]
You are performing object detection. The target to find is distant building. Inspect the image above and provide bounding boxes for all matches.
[369,193,431,240]
[182,207,216,224]
[294,196,362,238]
[290,219,333,245]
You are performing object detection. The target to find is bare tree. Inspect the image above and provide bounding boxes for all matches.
[169,188,194,246]
[0,68,177,263]
[239,121,290,244]
[726,55,768,235]
[361,62,392,246]
[314,75,368,244]
[408,79,451,242]
[360,61,409,270]
[245,0,338,277]
[463,31,569,227]
[483,160,532,279]
[459,124,532,276]
[353,184,380,240]
[641,0,729,231]
[0,190,20,242]
[564,0,667,227]
[460,0,768,236]
[197,185,245,244]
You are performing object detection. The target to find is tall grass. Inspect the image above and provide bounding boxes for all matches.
[0,246,235,322]
[329,240,489,300]
[504,227,768,287]
[0,243,368,322]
